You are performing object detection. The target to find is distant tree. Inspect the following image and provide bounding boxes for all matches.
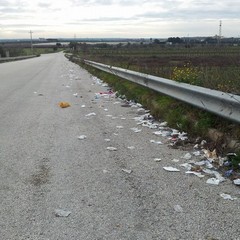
[0,46,6,57]
[69,41,78,50]
[153,39,160,44]
[167,37,183,44]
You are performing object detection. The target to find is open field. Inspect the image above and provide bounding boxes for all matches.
[74,43,240,94]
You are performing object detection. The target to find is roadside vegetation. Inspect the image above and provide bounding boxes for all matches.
[0,43,63,58]
[67,42,240,153]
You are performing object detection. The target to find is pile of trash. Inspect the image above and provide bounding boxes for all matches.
[118,99,240,187]
[91,76,240,188]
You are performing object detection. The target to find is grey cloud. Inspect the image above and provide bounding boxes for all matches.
[0,0,11,6]
[70,0,113,6]
[0,7,27,13]
[38,2,52,8]
[67,16,136,24]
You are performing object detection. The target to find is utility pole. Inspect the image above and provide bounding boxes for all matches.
[218,20,222,45]
[29,30,33,54]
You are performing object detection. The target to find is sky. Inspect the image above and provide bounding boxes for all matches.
[0,0,240,39]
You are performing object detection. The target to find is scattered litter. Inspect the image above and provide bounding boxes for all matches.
[192,151,201,156]
[172,159,180,163]
[81,105,86,108]
[130,127,142,133]
[201,140,207,146]
[185,171,205,178]
[104,108,108,111]
[122,169,132,174]
[182,153,192,160]
[154,158,162,162]
[203,149,218,160]
[203,169,225,183]
[106,147,117,151]
[127,146,135,150]
[78,135,86,140]
[233,179,240,185]
[54,209,71,217]
[121,103,131,107]
[105,139,111,142]
[73,93,78,97]
[193,144,199,149]
[174,205,183,213]
[59,102,71,108]
[113,133,118,136]
[150,140,163,145]
[180,163,192,170]
[224,169,233,177]
[206,178,220,185]
[85,112,96,117]
[159,121,168,127]
[163,167,180,172]
[65,85,70,88]
[194,160,207,166]
[106,115,113,117]
[220,193,237,201]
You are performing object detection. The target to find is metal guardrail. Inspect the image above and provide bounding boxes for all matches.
[0,55,38,63]
[83,60,240,124]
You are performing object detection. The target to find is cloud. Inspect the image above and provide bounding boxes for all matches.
[0,0,240,38]
[38,2,52,8]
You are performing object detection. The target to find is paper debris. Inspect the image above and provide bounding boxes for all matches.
[233,179,240,185]
[154,158,162,162]
[106,147,117,151]
[85,112,96,117]
[180,163,192,170]
[54,209,71,217]
[59,102,71,108]
[206,178,220,185]
[185,171,205,178]
[150,140,163,145]
[130,127,142,133]
[174,205,183,212]
[78,135,86,140]
[220,193,237,200]
[203,169,225,183]
[127,146,135,150]
[182,153,192,160]
[163,167,180,172]
[159,121,168,127]
[105,139,111,142]
[172,159,180,163]
[122,169,132,174]
[203,149,218,160]
[81,105,86,108]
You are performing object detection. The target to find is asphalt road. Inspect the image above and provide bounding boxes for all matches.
[0,52,239,240]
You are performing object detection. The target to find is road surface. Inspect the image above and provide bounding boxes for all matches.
[0,52,239,240]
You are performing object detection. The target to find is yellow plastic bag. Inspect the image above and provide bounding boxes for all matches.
[59,102,71,108]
